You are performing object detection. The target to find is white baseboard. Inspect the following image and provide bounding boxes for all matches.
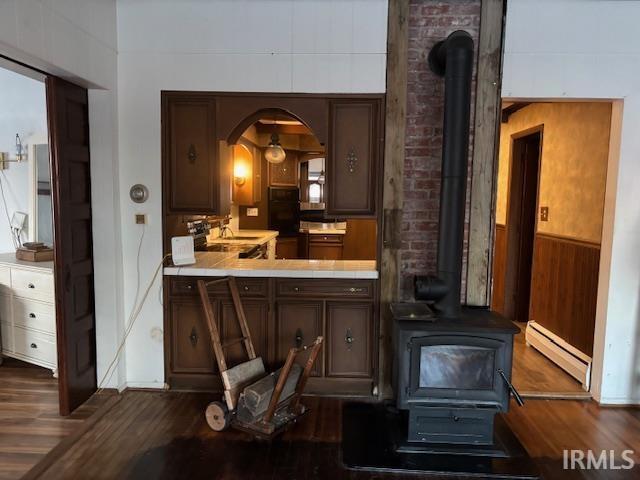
[525,321,592,391]
[125,381,167,390]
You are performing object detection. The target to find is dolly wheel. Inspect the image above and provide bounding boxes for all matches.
[205,401,230,431]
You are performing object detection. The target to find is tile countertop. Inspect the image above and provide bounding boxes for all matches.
[0,252,54,273]
[206,230,278,245]
[163,252,378,279]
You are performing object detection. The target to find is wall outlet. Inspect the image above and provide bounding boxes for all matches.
[540,206,549,222]
[135,214,147,225]
[247,207,259,217]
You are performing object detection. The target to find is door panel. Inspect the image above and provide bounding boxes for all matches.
[326,302,372,377]
[170,300,217,374]
[276,301,323,376]
[46,77,97,415]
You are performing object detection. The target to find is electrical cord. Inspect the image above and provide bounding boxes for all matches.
[0,174,19,249]
[96,225,170,392]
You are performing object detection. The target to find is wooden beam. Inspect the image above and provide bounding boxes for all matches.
[466,0,506,307]
[379,0,409,398]
[501,102,531,123]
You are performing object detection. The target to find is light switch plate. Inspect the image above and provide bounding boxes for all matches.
[540,206,549,222]
[247,208,259,217]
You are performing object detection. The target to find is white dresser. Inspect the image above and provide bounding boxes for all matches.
[0,253,57,375]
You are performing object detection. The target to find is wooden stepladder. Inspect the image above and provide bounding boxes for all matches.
[197,277,323,437]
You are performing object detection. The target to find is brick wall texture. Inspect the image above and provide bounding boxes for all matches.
[401,0,481,300]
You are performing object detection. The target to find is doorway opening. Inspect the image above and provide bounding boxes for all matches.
[491,101,612,398]
[0,57,98,416]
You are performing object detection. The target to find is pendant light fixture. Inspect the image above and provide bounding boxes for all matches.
[264,115,286,164]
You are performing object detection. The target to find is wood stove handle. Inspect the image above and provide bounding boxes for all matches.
[497,369,524,407]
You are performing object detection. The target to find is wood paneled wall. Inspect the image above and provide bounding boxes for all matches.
[529,233,600,357]
[491,224,507,314]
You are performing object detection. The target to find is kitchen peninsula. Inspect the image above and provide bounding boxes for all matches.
[161,92,383,398]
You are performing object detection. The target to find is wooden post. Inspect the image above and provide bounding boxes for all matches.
[466,0,506,306]
[379,0,409,399]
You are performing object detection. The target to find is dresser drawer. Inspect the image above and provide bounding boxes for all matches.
[13,297,56,334]
[1,321,13,352]
[11,269,55,302]
[169,277,267,298]
[309,234,344,244]
[13,326,57,366]
[276,279,374,299]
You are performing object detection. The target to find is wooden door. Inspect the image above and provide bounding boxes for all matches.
[163,94,219,214]
[504,130,541,322]
[46,77,97,415]
[170,300,217,375]
[327,100,380,216]
[276,300,323,376]
[326,302,372,378]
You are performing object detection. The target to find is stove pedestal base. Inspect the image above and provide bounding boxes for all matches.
[342,402,540,479]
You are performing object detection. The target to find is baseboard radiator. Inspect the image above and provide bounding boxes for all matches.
[525,321,592,391]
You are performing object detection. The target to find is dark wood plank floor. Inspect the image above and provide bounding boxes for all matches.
[0,358,110,480]
[511,322,587,397]
[17,389,640,480]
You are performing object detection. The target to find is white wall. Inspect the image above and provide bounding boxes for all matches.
[503,0,640,404]
[0,68,47,251]
[0,0,125,388]
[117,0,388,387]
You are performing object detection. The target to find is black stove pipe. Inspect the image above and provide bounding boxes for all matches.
[414,30,474,318]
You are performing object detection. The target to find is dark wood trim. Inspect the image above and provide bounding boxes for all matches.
[530,233,601,356]
[534,231,601,249]
[466,0,507,306]
[490,223,507,314]
[227,107,316,145]
[501,102,531,123]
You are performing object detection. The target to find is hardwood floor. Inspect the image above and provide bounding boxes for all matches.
[511,321,588,398]
[0,358,111,480]
[16,389,640,480]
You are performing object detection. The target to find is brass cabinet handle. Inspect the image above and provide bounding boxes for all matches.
[28,283,35,289]
[345,328,354,350]
[347,149,357,173]
[293,286,300,292]
[30,343,37,349]
[295,328,303,348]
[185,284,193,290]
[243,285,250,291]
[188,144,197,163]
[189,327,198,348]
[29,313,36,318]
[347,287,364,293]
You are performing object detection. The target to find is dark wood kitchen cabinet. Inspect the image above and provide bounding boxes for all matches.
[162,93,230,215]
[326,302,372,378]
[326,99,381,217]
[269,150,297,186]
[164,276,377,395]
[308,234,343,260]
[275,300,323,377]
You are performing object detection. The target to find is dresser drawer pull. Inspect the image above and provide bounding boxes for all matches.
[345,328,354,350]
[30,343,37,349]
[293,286,300,292]
[347,287,365,293]
[189,327,198,348]
[29,313,36,318]
[243,286,250,292]
[294,328,303,348]
[185,284,193,291]
[28,283,35,289]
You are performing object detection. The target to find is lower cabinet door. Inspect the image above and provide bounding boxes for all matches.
[170,300,218,374]
[326,302,372,378]
[276,300,323,377]
[220,299,268,368]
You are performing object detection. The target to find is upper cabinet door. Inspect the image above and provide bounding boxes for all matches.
[164,95,219,214]
[326,99,381,217]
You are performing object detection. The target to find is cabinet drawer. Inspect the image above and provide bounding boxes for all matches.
[276,279,373,299]
[309,234,343,244]
[1,321,13,352]
[14,327,57,366]
[11,269,55,302]
[169,278,267,298]
[13,298,56,334]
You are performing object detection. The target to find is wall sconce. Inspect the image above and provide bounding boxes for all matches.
[234,162,247,186]
[15,134,27,162]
